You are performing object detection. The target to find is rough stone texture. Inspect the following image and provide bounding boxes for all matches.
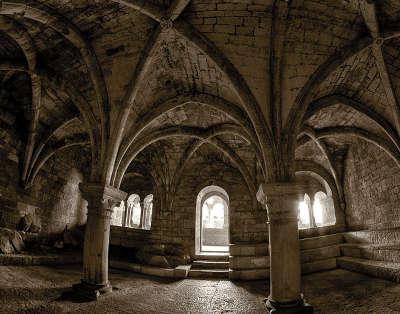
[0,0,400,310]
[0,266,400,313]
[338,256,400,283]
[126,144,268,258]
[300,233,343,250]
[344,139,400,230]
[229,234,343,281]
[341,243,400,263]
[0,252,81,266]
[184,0,271,114]
[0,228,24,254]
[344,229,400,246]
[0,145,88,234]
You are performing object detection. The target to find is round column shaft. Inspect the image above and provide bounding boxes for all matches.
[257,182,313,313]
[73,183,126,300]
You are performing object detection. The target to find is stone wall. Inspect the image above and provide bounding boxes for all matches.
[344,140,400,230]
[0,127,87,235]
[166,158,267,257]
[112,152,268,258]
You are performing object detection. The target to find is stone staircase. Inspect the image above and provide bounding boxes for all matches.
[337,257,400,283]
[189,255,229,279]
[109,229,400,283]
[229,233,343,281]
[337,228,400,282]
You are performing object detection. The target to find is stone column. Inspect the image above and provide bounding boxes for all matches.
[308,191,317,229]
[73,183,127,300]
[257,182,313,313]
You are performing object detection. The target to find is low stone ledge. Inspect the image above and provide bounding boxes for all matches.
[0,253,82,266]
[229,255,269,270]
[229,242,268,257]
[301,258,337,275]
[337,256,400,283]
[110,260,186,279]
[174,265,191,278]
[344,229,400,246]
[301,245,340,263]
[340,243,400,263]
[300,233,343,250]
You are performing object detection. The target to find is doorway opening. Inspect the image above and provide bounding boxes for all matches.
[195,185,229,255]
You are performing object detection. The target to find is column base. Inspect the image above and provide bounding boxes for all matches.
[265,296,313,314]
[72,280,112,301]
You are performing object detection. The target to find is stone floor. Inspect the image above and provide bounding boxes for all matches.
[0,265,399,313]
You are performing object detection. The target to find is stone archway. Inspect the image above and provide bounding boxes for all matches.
[195,185,230,255]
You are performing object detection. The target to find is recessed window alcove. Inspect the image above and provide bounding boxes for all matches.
[195,185,230,256]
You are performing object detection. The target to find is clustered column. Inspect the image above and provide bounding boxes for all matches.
[73,183,127,300]
[257,182,313,314]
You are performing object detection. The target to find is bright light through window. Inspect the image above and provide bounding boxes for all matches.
[298,200,310,227]
[213,202,224,216]
[202,195,226,229]
[297,191,336,229]
[313,199,323,225]
[206,197,215,206]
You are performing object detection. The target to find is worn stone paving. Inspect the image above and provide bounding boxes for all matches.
[0,266,399,313]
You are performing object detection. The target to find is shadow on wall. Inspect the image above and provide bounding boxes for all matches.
[344,140,400,231]
[0,165,87,236]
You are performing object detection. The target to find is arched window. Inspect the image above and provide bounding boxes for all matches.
[119,193,154,230]
[298,191,336,229]
[125,194,141,228]
[313,191,336,227]
[111,200,125,227]
[142,194,153,230]
[196,185,230,255]
[298,194,312,230]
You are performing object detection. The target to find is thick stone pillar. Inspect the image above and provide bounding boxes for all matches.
[257,182,313,314]
[73,183,126,300]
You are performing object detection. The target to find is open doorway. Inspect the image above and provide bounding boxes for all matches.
[195,185,229,255]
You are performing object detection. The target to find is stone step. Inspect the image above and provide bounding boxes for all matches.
[110,259,180,278]
[337,256,400,283]
[192,260,229,269]
[301,245,341,263]
[229,257,338,281]
[300,233,344,250]
[340,243,400,263]
[188,269,229,279]
[301,258,337,275]
[194,254,229,262]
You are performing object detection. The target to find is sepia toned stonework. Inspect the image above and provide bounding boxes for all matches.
[0,0,400,313]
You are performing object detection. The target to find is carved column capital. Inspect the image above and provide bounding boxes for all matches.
[257,182,306,223]
[80,183,127,219]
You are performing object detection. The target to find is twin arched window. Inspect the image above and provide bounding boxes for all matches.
[111,193,153,230]
[298,191,336,229]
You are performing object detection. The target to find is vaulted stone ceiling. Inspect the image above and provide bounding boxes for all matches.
[0,0,399,199]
